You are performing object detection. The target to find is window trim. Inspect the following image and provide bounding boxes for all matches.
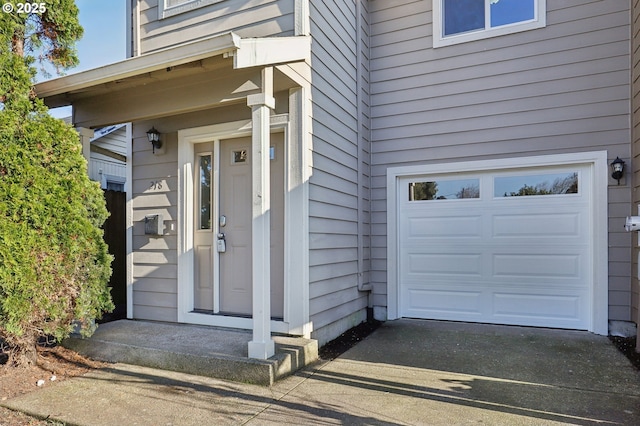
[432,0,546,48]
[101,173,126,192]
[159,0,225,19]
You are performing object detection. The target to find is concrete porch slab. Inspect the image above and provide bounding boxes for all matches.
[63,320,318,386]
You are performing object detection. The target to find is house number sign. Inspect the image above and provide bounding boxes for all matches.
[149,181,163,191]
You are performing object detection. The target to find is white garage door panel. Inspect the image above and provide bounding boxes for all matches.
[493,292,583,321]
[406,288,484,316]
[408,253,482,276]
[398,164,592,330]
[493,213,582,238]
[404,285,586,328]
[492,253,581,279]
[407,214,483,239]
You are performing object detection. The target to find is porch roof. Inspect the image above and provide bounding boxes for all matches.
[36,32,311,109]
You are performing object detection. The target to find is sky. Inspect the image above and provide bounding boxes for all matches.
[46,0,127,117]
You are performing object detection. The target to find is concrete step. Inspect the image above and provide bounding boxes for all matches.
[63,320,318,386]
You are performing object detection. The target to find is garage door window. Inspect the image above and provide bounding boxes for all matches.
[409,178,479,201]
[494,172,578,197]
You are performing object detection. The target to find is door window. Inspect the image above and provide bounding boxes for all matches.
[198,154,212,229]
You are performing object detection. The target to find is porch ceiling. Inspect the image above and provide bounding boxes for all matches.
[35,32,310,128]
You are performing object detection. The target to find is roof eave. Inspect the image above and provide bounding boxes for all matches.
[35,32,242,103]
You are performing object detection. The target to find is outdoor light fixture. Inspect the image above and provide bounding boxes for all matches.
[611,157,625,185]
[146,127,162,154]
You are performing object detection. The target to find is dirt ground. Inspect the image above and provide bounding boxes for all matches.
[0,345,106,426]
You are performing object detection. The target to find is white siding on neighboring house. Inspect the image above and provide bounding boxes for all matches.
[89,126,128,189]
[308,0,371,344]
[89,153,126,186]
[369,0,632,321]
[135,0,296,55]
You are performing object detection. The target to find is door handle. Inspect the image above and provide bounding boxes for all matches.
[216,233,226,253]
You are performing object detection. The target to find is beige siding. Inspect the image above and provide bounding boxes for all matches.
[633,0,640,341]
[308,0,371,343]
[131,127,179,322]
[130,105,252,322]
[137,0,295,54]
[369,0,632,320]
[358,0,372,293]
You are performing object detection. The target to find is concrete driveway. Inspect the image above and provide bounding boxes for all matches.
[4,319,640,425]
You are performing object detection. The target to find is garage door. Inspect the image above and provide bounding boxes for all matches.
[398,164,592,330]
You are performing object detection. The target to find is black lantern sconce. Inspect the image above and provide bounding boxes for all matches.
[146,127,162,154]
[611,157,625,185]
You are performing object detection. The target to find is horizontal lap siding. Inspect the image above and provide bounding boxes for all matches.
[309,0,368,341]
[138,0,295,54]
[129,107,252,322]
[94,128,128,156]
[369,0,632,320]
[89,128,127,183]
[633,0,640,330]
[131,126,179,322]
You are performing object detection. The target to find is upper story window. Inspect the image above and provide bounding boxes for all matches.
[432,0,546,48]
[160,0,225,19]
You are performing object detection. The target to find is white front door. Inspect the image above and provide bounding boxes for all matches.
[192,134,285,318]
[397,164,593,330]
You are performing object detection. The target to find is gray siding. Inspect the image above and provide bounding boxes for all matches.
[308,0,370,344]
[130,105,252,322]
[633,0,640,337]
[131,126,179,322]
[369,0,632,320]
[137,0,296,54]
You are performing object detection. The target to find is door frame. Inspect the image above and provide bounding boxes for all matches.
[386,151,609,335]
[176,115,302,334]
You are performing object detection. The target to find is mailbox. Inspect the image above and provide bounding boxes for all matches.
[144,214,164,236]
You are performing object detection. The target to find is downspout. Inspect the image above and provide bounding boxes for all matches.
[357,0,372,292]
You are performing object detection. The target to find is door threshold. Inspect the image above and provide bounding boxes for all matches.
[191,309,283,321]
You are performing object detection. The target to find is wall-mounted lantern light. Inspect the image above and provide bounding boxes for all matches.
[611,157,625,185]
[146,127,162,154]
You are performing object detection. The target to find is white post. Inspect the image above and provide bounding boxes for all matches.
[76,127,94,177]
[247,67,276,359]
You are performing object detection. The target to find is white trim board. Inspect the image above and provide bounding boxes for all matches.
[386,151,609,335]
[176,115,309,335]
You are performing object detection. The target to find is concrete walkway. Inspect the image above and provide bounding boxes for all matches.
[62,320,318,385]
[3,319,640,425]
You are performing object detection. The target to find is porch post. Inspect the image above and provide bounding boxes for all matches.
[247,67,275,359]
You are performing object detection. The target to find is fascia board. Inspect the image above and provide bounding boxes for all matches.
[234,36,311,69]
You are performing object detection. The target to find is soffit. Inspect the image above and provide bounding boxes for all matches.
[36,33,311,109]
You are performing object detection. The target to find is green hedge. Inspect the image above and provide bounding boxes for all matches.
[0,108,113,365]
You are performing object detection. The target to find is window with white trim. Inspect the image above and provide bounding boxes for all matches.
[432,0,546,48]
[101,174,126,192]
[160,0,225,19]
